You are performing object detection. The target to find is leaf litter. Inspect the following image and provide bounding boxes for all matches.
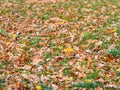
[0,0,120,89]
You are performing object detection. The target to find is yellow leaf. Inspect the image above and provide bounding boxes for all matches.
[6,42,10,45]
[58,46,63,49]
[65,43,71,47]
[6,71,10,75]
[112,28,117,32]
[64,48,74,53]
[87,59,92,62]
[84,79,92,82]
[35,85,42,90]
[46,71,50,74]
[106,28,117,33]
[116,68,120,72]
[23,83,27,87]
[88,40,96,44]
[68,77,73,81]
[51,75,56,78]
[12,34,17,38]
[81,45,88,48]
[57,21,64,25]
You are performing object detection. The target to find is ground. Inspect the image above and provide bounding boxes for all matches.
[26,0,65,3]
[0,0,120,90]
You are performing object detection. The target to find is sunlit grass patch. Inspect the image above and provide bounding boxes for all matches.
[72,81,103,89]
[63,68,71,76]
[86,71,99,79]
[30,38,40,45]
[0,61,9,69]
[60,58,71,66]
[40,84,52,90]
[0,28,7,36]
[0,79,5,88]
[116,71,120,76]
[109,45,120,58]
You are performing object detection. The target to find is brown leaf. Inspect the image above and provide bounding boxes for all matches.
[104,55,114,62]
[55,56,63,62]
[110,71,116,77]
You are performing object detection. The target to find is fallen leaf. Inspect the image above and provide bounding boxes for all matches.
[84,79,92,82]
[64,48,74,53]
[35,85,42,90]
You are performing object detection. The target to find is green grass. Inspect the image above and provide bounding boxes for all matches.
[86,71,99,79]
[116,71,120,76]
[44,53,52,59]
[41,84,52,90]
[30,38,40,45]
[0,79,5,88]
[72,82,103,89]
[0,28,7,36]
[109,45,120,57]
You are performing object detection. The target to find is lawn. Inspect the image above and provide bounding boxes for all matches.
[0,0,120,89]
